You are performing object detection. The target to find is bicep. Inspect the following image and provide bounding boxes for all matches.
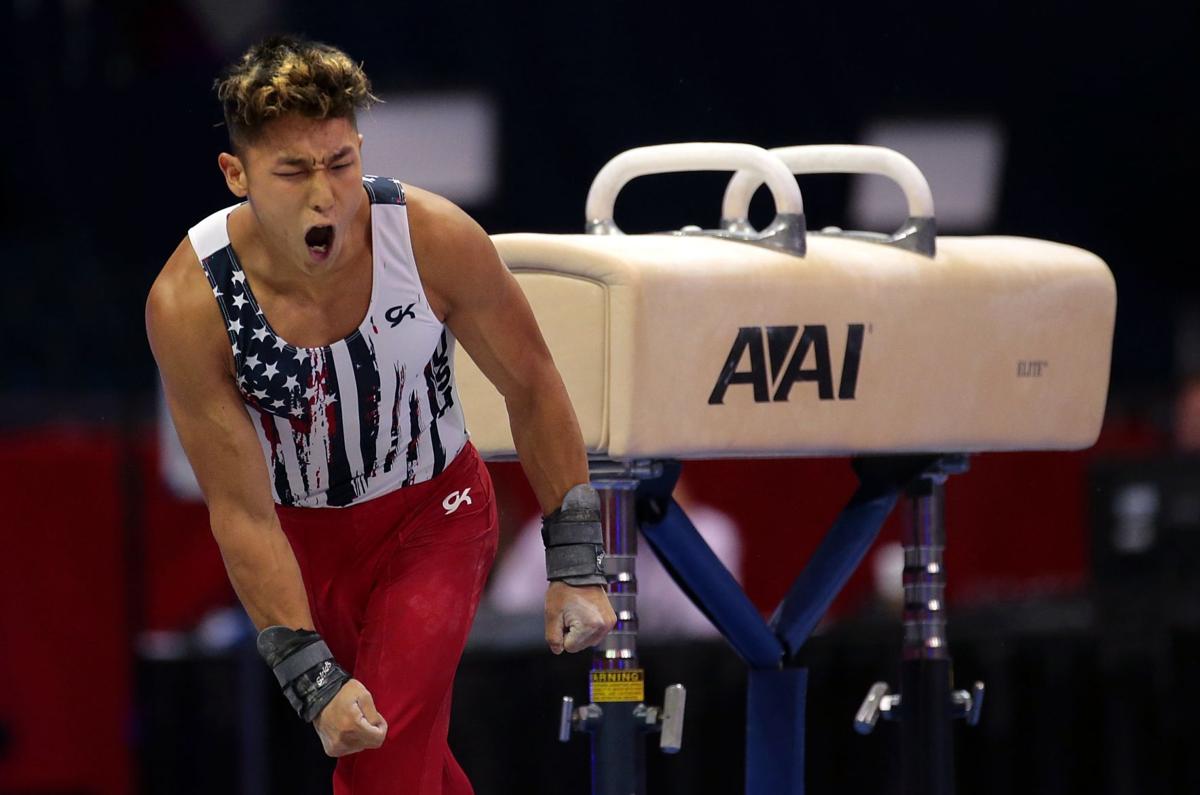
[147,281,276,524]
[408,188,559,402]
[161,373,277,523]
[443,239,557,401]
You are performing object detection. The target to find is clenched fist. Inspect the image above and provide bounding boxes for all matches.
[544,581,617,654]
[313,678,388,757]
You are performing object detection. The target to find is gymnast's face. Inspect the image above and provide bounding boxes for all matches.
[218,114,367,271]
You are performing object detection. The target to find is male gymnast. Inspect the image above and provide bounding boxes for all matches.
[146,35,616,794]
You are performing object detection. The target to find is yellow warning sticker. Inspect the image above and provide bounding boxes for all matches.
[590,669,645,703]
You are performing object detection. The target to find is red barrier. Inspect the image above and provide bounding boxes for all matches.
[137,441,233,633]
[0,416,1164,793]
[0,428,133,795]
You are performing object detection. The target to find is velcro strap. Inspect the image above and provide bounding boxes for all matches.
[542,520,603,547]
[546,543,604,580]
[272,640,334,687]
[543,484,608,583]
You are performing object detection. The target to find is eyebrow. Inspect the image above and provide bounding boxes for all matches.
[274,146,355,168]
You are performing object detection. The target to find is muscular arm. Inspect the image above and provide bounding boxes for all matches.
[146,238,314,631]
[406,189,615,654]
[408,188,589,514]
[147,237,384,754]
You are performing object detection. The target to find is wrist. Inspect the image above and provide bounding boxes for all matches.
[257,626,350,722]
[542,483,609,585]
[549,577,607,589]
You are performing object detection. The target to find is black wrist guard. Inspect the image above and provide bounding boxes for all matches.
[256,626,350,723]
[542,483,609,586]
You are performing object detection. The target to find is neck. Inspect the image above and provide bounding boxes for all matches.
[237,199,372,300]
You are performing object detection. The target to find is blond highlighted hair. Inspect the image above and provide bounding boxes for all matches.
[215,35,379,149]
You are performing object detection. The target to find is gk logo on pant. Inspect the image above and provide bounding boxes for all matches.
[708,324,866,404]
[442,488,473,515]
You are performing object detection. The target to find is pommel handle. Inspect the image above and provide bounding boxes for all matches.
[584,143,806,255]
[722,144,937,256]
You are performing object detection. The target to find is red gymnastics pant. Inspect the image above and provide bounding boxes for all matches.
[277,442,499,795]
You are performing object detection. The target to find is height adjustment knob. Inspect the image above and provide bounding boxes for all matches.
[558,696,575,743]
[558,695,602,742]
[659,684,687,753]
[854,681,901,735]
[952,681,985,726]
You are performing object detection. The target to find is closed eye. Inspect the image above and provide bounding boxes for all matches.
[274,161,351,177]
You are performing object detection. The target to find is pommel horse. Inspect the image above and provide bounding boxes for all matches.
[456,143,1117,795]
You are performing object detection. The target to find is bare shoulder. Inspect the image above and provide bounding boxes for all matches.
[147,239,277,512]
[404,185,504,319]
[146,236,232,377]
[404,185,488,250]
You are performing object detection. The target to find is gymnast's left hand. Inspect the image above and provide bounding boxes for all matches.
[544,582,617,654]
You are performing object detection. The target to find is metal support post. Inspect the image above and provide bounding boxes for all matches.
[854,456,984,795]
[899,472,956,795]
[558,461,687,795]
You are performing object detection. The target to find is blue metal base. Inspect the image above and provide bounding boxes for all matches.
[747,667,808,795]
[591,701,647,795]
[634,456,938,795]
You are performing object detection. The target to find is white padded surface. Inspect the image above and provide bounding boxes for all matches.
[457,232,1116,460]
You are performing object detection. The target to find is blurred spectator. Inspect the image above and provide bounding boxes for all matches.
[1172,305,1200,451]
[1173,375,1200,451]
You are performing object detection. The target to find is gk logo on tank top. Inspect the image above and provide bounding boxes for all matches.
[386,303,417,327]
[188,175,469,508]
[442,488,473,515]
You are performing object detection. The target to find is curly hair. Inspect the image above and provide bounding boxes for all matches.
[215,35,379,150]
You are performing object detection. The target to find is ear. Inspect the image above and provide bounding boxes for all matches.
[217,151,249,198]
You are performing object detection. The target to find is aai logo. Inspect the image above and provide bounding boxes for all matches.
[708,324,865,405]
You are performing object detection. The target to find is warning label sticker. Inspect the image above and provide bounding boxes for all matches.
[590,669,645,703]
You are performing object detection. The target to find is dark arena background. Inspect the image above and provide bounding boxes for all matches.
[1,1,1198,794]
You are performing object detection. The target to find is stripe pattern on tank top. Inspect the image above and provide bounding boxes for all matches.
[192,176,468,508]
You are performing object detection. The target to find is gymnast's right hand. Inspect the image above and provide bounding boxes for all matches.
[313,679,388,757]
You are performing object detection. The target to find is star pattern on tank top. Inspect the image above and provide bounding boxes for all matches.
[193,174,467,508]
[201,252,330,430]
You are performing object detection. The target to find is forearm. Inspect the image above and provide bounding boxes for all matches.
[505,370,590,514]
[209,509,315,631]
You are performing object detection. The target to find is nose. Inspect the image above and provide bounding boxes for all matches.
[309,169,335,215]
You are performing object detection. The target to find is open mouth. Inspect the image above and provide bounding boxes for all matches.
[304,225,335,258]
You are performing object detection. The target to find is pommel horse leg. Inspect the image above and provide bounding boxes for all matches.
[854,455,985,795]
[634,456,934,795]
[557,461,687,795]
